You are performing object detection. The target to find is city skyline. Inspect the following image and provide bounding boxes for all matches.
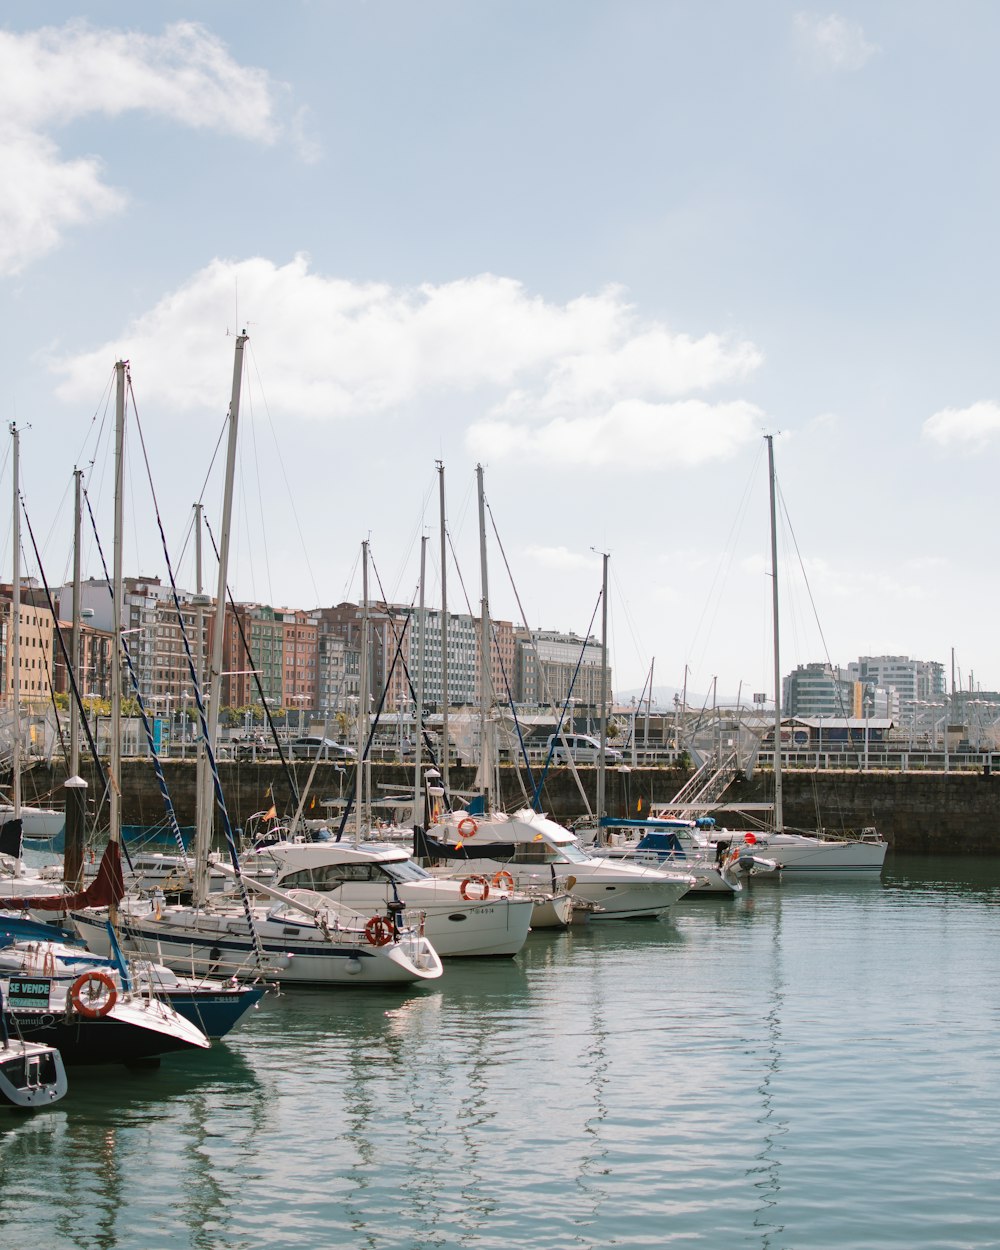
[3,7,1000,698]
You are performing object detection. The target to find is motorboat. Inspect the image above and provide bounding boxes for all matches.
[594,819,745,895]
[0,1037,68,1109]
[417,808,696,920]
[246,839,535,958]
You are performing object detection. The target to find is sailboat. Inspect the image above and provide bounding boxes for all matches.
[709,435,887,879]
[418,466,696,919]
[74,338,442,987]
[1,425,75,903]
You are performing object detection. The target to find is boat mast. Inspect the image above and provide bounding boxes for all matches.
[476,464,494,810]
[68,470,83,778]
[193,502,206,849]
[9,423,21,876]
[413,534,427,821]
[110,362,126,921]
[596,550,609,825]
[766,433,783,832]
[437,461,450,798]
[196,333,246,903]
[355,540,370,843]
[64,467,87,891]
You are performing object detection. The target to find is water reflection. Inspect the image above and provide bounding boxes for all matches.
[749,897,787,1250]
[1,1046,263,1250]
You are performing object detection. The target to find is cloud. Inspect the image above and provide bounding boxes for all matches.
[52,254,766,473]
[794,13,878,72]
[470,398,764,469]
[523,546,601,573]
[922,400,1000,451]
[0,21,293,274]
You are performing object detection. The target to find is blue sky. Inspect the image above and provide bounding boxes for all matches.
[2,4,998,700]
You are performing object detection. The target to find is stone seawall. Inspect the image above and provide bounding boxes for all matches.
[18,760,1000,853]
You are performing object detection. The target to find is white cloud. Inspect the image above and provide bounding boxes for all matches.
[523,546,601,573]
[794,13,878,72]
[470,398,764,470]
[52,255,766,473]
[922,400,1000,451]
[0,21,292,274]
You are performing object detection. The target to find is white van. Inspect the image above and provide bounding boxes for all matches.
[546,733,623,765]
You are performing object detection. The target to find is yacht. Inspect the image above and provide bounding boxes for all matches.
[246,839,534,957]
[418,808,696,920]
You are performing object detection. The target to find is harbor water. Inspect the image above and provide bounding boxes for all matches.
[3,853,1000,1249]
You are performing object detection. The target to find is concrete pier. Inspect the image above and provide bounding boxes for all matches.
[15,759,1000,853]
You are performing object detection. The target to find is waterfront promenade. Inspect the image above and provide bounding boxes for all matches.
[18,760,1000,853]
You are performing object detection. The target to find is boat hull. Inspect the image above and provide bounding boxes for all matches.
[0,1042,68,1108]
[720,833,888,879]
[72,909,443,987]
[2,991,209,1065]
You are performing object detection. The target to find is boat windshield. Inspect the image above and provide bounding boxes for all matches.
[381,861,432,883]
[557,842,593,864]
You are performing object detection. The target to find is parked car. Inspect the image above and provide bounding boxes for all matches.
[546,733,623,765]
[289,736,357,760]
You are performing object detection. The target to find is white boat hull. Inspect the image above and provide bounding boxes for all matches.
[0,806,65,840]
[720,832,888,878]
[72,906,443,986]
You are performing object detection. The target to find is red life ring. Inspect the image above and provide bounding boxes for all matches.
[457,816,479,838]
[460,875,490,902]
[744,833,757,845]
[491,870,515,894]
[364,916,393,947]
[69,971,118,1019]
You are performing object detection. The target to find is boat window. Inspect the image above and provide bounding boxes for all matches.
[381,861,431,883]
[558,843,592,864]
[278,863,381,889]
[511,842,559,864]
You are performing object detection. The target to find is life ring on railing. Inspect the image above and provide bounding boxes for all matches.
[69,971,118,1019]
[743,833,757,845]
[460,875,490,902]
[457,816,479,838]
[491,870,515,895]
[364,915,393,947]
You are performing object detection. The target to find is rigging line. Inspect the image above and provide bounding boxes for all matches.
[683,440,766,681]
[365,555,447,800]
[70,366,116,474]
[19,494,108,830]
[340,542,362,604]
[171,507,198,590]
[125,375,267,973]
[445,527,476,620]
[530,590,603,814]
[13,518,71,771]
[81,484,182,867]
[608,561,646,672]
[366,552,448,800]
[774,479,862,791]
[490,617,535,804]
[483,498,562,715]
[175,416,228,572]
[245,339,321,607]
[202,515,301,812]
[243,379,274,606]
[334,612,413,842]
